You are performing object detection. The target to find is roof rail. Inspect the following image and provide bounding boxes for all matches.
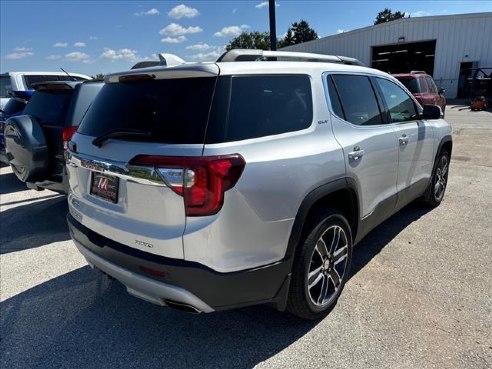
[131,53,186,70]
[410,70,427,74]
[216,49,364,66]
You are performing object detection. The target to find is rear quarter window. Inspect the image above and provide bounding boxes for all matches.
[207,75,313,143]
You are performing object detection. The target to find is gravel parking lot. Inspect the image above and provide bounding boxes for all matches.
[1,104,491,369]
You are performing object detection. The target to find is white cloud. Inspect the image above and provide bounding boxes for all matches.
[186,42,213,51]
[89,36,99,40]
[168,4,200,19]
[134,8,160,16]
[65,51,90,62]
[232,8,237,14]
[409,10,431,17]
[191,50,224,61]
[46,54,62,60]
[74,42,86,47]
[336,29,349,34]
[213,25,249,37]
[159,23,202,36]
[5,48,34,59]
[100,48,138,61]
[255,1,279,9]
[53,42,68,48]
[161,36,187,43]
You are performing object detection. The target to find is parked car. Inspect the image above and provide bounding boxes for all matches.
[4,80,103,193]
[65,49,452,319]
[0,71,91,110]
[0,90,34,164]
[392,71,447,116]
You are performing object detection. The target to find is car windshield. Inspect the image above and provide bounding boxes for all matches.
[78,77,217,144]
[396,78,420,94]
[0,75,11,98]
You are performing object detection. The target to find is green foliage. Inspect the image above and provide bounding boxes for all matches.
[279,20,318,48]
[92,73,104,80]
[225,31,271,51]
[374,8,406,25]
[225,20,318,51]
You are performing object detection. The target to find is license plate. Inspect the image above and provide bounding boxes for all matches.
[90,172,119,203]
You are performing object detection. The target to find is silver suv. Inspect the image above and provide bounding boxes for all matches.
[66,50,452,319]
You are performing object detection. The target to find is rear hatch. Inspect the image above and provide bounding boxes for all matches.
[68,65,220,259]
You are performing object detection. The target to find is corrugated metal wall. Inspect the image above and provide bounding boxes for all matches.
[283,13,492,98]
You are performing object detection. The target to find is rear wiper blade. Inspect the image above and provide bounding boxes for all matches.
[92,128,151,147]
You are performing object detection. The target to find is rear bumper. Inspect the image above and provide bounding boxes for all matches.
[67,214,291,312]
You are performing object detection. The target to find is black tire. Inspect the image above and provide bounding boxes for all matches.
[4,115,49,183]
[423,150,450,207]
[287,209,353,320]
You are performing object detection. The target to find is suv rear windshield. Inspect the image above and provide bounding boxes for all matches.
[23,90,72,126]
[78,77,216,144]
[396,77,420,94]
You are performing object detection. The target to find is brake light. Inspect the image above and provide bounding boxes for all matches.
[62,126,78,149]
[129,155,246,216]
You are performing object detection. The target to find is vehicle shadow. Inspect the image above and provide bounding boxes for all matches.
[349,202,431,278]
[0,195,70,254]
[0,267,317,369]
[0,171,27,195]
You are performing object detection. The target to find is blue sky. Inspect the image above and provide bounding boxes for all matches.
[1,1,491,76]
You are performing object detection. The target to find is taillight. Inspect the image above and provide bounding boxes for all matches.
[129,154,246,216]
[62,126,78,150]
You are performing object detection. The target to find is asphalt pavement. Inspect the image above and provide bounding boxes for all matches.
[1,105,491,369]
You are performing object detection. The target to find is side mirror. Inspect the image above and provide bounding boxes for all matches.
[421,105,443,120]
[438,88,445,95]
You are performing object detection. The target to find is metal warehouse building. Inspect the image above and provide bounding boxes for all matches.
[283,12,492,98]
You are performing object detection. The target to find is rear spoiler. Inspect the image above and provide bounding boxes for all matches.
[8,90,34,100]
[131,53,186,69]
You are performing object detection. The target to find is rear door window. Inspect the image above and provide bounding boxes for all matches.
[207,75,313,143]
[78,77,216,144]
[330,74,383,125]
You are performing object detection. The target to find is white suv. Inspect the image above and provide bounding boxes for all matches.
[66,50,452,319]
[0,71,91,110]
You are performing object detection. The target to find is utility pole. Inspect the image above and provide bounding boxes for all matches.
[269,0,277,50]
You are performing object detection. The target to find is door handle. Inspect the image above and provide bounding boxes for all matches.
[399,134,409,146]
[348,148,365,160]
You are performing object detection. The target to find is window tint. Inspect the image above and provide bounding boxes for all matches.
[66,83,103,127]
[375,78,418,123]
[396,77,420,94]
[207,75,313,143]
[78,77,216,144]
[331,75,383,125]
[23,90,72,126]
[0,75,11,98]
[327,76,344,119]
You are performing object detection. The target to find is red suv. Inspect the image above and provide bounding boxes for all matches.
[393,72,446,116]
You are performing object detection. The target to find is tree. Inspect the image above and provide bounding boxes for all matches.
[279,20,318,48]
[374,8,406,25]
[225,31,271,51]
[91,73,104,80]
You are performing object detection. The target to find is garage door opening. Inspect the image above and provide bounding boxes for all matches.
[372,40,436,76]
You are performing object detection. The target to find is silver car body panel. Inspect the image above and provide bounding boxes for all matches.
[67,61,451,276]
